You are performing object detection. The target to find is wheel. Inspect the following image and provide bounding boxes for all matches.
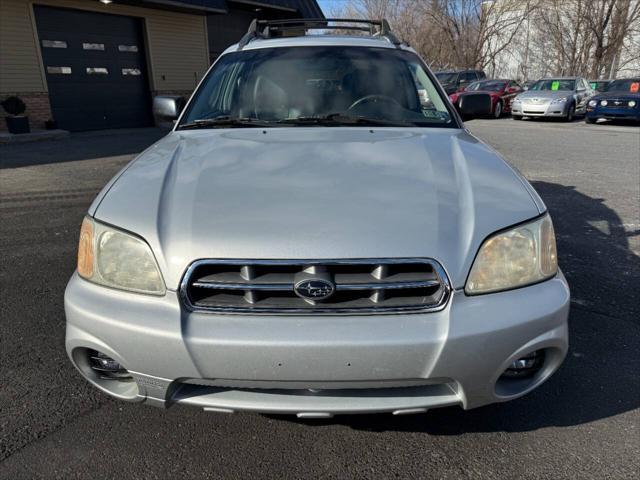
[512,114,522,121]
[493,101,502,119]
[565,104,575,122]
[585,117,596,124]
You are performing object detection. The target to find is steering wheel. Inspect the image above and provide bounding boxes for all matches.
[347,94,401,111]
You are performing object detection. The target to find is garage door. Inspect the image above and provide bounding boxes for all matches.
[34,5,152,131]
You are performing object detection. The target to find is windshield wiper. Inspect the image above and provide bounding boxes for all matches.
[277,113,416,127]
[178,116,273,130]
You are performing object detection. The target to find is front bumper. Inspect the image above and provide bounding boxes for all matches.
[586,107,640,121]
[65,272,570,416]
[511,102,569,117]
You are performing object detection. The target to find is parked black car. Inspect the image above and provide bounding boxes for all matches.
[435,69,486,95]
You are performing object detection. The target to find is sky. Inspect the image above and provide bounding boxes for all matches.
[316,0,347,16]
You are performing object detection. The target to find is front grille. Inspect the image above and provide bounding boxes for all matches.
[180,259,450,314]
[602,99,631,109]
[524,99,549,105]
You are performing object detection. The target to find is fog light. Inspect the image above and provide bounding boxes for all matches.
[502,350,545,378]
[88,350,132,381]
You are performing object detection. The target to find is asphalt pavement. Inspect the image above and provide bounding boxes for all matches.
[0,120,638,479]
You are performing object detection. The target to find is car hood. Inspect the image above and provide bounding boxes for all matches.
[92,128,543,290]
[592,91,640,101]
[518,90,573,100]
[460,90,501,96]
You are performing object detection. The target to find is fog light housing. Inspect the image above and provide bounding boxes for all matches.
[501,350,545,378]
[88,350,133,381]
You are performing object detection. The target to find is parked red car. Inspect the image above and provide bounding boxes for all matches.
[449,79,523,118]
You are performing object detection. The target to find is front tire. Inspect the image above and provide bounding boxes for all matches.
[512,114,522,121]
[493,101,502,119]
[565,104,575,122]
[585,116,596,124]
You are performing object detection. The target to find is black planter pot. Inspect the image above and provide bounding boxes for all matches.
[5,116,30,134]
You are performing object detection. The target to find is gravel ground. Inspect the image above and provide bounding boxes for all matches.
[0,120,638,479]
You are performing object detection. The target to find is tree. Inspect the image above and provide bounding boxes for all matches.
[328,0,640,78]
[329,0,539,71]
[526,0,640,77]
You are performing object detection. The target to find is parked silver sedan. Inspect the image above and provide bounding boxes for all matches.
[512,77,594,121]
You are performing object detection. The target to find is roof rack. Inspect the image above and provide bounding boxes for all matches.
[237,18,402,50]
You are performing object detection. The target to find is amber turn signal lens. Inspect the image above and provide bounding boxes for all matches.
[77,217,94,279]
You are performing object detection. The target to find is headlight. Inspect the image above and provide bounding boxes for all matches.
[551,97,567,104]
[513,96,522,102]
[465,214,558,295]
[629,100,637,107]
[588,100,597,107]
[77,216,165,295]
[601,100,608,106]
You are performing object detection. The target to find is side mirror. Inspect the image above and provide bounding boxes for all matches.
[523,85,529,91]
[153,95,186,122]
[458,93,492,120]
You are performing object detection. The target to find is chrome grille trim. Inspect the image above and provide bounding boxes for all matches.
[180,258,451,315]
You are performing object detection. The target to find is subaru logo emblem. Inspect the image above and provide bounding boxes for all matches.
[294,279,335,300]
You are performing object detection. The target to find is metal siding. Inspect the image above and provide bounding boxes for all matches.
[0,0,47,92]
[0,0,321,95]
[147,13,209,90]
[0,0,209,94]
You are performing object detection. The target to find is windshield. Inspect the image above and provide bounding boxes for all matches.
[435,72,457,84]
[179,47,454,128]
[531,79,575,91]
[466,80,507,92]
[590,80,610,91]
[606,79,640,93]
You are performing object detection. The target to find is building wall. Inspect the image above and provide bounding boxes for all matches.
[0,0,209,129]
[207,6,293,61]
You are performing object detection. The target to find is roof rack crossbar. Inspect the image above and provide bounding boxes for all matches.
[260,18,381,26]
[237,18,403,50]
[269,25,374,33]
[237,18,260,50]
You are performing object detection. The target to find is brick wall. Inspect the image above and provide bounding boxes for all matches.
[0,92,52,131]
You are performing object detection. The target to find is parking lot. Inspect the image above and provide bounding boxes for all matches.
[0,119,638,479]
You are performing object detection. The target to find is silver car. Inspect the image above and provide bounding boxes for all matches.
[512,77,594,121]
[65,19,569,417]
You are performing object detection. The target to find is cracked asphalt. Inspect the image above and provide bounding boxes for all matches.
[0,120,638,479]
